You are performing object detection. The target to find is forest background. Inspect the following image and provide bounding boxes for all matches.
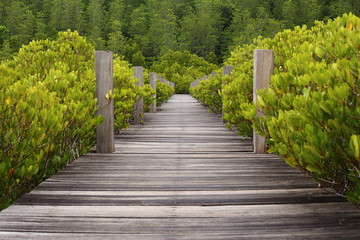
[0,0,359,66]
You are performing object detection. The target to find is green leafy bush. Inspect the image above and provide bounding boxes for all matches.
[113,56,137,131]
[151,50,216,94]
[249,14,360,204]
[193,13,359,204]
[0,31,102,210]
[157,81,174,106]
[190,72,222,113]
[112,56,155,131]
[142,84,156,112]
[221,24,316,136]
[0,31,153,210]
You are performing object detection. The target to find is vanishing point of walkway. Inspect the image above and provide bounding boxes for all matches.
[0,94,359,239]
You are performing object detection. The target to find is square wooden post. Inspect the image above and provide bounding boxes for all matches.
[134,66,144,125]
[222,66,233,122]
[95,51,114,153]
[150,72,157,113]
[253,49,274,154]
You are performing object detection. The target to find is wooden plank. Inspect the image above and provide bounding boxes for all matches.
[0,94,359,239]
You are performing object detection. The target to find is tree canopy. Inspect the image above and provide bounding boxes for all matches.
[0,0,358,64]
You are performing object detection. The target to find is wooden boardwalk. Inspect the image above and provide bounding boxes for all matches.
[0,94,359,239]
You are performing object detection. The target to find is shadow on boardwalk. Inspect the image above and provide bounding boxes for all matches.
[0,94,359,239]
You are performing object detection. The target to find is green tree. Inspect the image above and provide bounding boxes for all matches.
[0,39,11,61]
[298,0,322,26]
[179,0,220,58]
[128,4,151,59]
[147,0,178,58]
[328,0,359,18]
[49,0,85,32]
[282,0,297,28]
[132,50,147,67]
[229,7,283,48]
[86,0,106,49]
[151,50,216,93]
[0,26,8,46]
[5,1,36,51]
[108,0,127,34]
[107,21,127,56]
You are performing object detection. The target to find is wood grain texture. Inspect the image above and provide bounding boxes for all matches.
[95,51,114,153]
[0,94,359,239]
[149,72,156,113]
[133,66,144,125]
[253,49,274,154]
[222,65,233,122]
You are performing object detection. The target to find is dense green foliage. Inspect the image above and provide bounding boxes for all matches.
[0,31,101,210]
[190,72,222,113]
[249,14,360,204]
[0,0,358,65]
[191,42,257,135]
[113,56,137,131]
[192,14,360,204]
[1,0,359,209]
[0,31,157,210]
[151,50,216,93]
[156,81,175,106]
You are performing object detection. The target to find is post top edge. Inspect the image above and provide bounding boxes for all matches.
[95,50,113,53]
[254,49,274,53]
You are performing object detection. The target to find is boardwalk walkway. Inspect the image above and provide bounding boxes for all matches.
[0,94,359,239]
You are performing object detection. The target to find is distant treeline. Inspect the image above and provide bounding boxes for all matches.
[0,0,359,65]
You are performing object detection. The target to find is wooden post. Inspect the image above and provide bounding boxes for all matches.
[223,66,233,77]
[134,66,144,125]
[222,66,233,123]
[253,49,274,154]
[95,51,114,153]
[150,72,156,113]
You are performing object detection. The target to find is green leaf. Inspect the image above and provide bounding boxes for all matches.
[350,135,360,161]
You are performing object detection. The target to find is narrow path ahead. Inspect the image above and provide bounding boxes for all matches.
[0,94,359,239]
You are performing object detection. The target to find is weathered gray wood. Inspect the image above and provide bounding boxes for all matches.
[1,94,359,239]
[190,75,209,88]
[134,66,144,125]
[150,72,156,113]
[156,75,175,91]
[222,66,233,77]
[170,82,175,89]
[222,65,233,122]
[253,50,274,154]
[95,51,114,153]
[158,75,166,85]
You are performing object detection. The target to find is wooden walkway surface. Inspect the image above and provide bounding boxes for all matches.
[0,94,359,239]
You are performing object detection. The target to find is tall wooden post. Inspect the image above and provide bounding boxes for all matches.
[150,72,157,113]
[253,50,274,154]
[222,66,233,123]
[95,51,114,153]
[134,66,144,125]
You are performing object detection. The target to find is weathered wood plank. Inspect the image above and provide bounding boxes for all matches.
[0,94,359,239]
